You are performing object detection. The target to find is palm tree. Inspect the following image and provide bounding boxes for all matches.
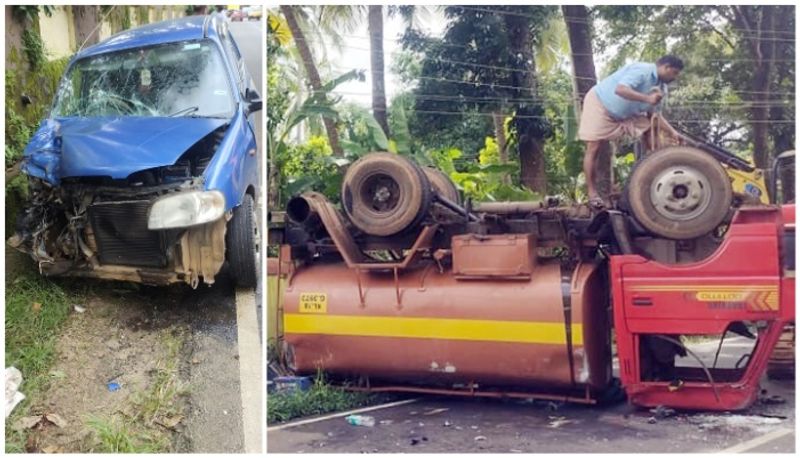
[562,5,612,199]
[368,6,390,137]
[280,5,344,156]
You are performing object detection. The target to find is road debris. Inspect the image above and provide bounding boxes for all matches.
[759,394,786,405]
[547,416,574,428]
[474,435,487,441]
[5,366,25,418]
[156,414,185,429]
[31,302,42,314]
[688,414,784,434]
[73,304,86,313]
[346,414,376,427]
[44,413,67,428]
[107,382,121,392]
[647,417,658,424]
[379,419,394,425]
[443,420,452,427]
[14,413,67,430]
[274,375,312,392]
[649,405,677,419]
[423,407,449,416]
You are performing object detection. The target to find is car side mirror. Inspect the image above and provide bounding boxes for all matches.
[245,88,262,113]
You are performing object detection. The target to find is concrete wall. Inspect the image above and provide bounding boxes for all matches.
[32,6,190,63]
[39,7,74,60]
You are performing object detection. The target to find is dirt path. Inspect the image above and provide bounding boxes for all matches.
[16,275,247,453]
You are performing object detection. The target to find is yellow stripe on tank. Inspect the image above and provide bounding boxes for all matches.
[284,314,584,345]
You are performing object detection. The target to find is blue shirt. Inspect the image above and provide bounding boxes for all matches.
[593,62,666,120]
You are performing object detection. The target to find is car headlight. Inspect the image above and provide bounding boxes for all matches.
[148,190,226,230]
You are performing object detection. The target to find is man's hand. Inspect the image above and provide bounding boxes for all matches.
[645,88,663,105]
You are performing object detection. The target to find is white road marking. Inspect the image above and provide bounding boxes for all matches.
[267,398,420,432]
[715,428,794,453]
[235,287,263,453]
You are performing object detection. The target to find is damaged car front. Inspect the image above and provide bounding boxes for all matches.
[9,15,261,288]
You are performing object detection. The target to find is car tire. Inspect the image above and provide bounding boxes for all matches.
[625,146,733,240]
[226,193,258,288]
[423,167,461,205]
[342,152,432,237]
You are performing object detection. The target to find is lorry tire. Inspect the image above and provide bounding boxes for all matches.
[625,146,733,240]
[226,193,258,288]
[423,167,461,204]
[342,152,432,236]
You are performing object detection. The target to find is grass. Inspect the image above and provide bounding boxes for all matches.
[85,416,167,453]
[267,373,378,424]
[87,329,189,453]
[5,261,80,452]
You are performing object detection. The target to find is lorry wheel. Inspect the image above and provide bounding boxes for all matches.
[423,167,461,204]
[342,152,432,236]
[625,146,732,240]
[226,193,258,288]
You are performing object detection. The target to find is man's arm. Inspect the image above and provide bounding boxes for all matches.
[615,84,662,105]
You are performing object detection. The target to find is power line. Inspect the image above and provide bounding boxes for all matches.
[458,5,797,41]
[407,108,795,124]
[327,61,795,99]
[327,89,795,107]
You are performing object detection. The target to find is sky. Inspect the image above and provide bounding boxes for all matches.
[327,8,449,106]
[325,7,623,107]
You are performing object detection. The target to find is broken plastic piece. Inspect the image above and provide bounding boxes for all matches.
[345,415,375,427]
[5,367,25,418]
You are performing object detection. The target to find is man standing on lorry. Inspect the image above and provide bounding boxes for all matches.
[579,55,685,209]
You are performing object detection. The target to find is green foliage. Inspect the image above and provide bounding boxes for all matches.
[11,5,53,23]
[277,136,343,201]
[423,144,537,202]
[21,29,47,70]
[5,267,79,451]
[267,373,376,424]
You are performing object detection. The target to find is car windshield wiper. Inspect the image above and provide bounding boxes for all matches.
[168,106,199,117]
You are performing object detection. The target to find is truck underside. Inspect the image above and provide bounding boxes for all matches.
[273,149,794,411]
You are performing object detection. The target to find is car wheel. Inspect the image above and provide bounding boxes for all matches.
[226,193,258,288]
[342,152,432,237]
[625,146,733,240]
[423,167,461,205]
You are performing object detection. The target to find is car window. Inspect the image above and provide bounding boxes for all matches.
[52,39,235,118]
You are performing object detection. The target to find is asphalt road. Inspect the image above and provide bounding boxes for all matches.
[171,19,265,453]
[268,338,794,453]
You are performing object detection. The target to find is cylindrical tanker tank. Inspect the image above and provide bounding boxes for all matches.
[281,255,612,395]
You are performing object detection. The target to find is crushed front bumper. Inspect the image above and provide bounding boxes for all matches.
[9,178,228,287]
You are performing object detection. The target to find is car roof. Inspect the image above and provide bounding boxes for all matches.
[75,14,223,60]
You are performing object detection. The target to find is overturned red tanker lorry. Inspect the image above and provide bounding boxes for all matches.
[270,147,795,411]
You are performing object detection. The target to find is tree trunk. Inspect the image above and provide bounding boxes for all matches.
[280,5,344,156]
[73,6,100,50]
[492,111,510,184]
[368,6,390,138]
[492,112,508,163]
[504,8,546,194]
[732,6,776,169]
[562,5,613,199]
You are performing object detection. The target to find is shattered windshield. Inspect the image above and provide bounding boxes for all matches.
[52,40,235,118]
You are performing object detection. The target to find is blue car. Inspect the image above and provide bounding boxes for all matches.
[11,14,261,288]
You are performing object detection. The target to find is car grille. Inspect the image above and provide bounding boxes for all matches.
[89,200,168,268]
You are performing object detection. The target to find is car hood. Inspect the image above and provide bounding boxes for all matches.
[22,116,228,185]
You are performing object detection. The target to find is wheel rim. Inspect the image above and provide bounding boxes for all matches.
[360,173,402,214]
[649,165,713,222]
